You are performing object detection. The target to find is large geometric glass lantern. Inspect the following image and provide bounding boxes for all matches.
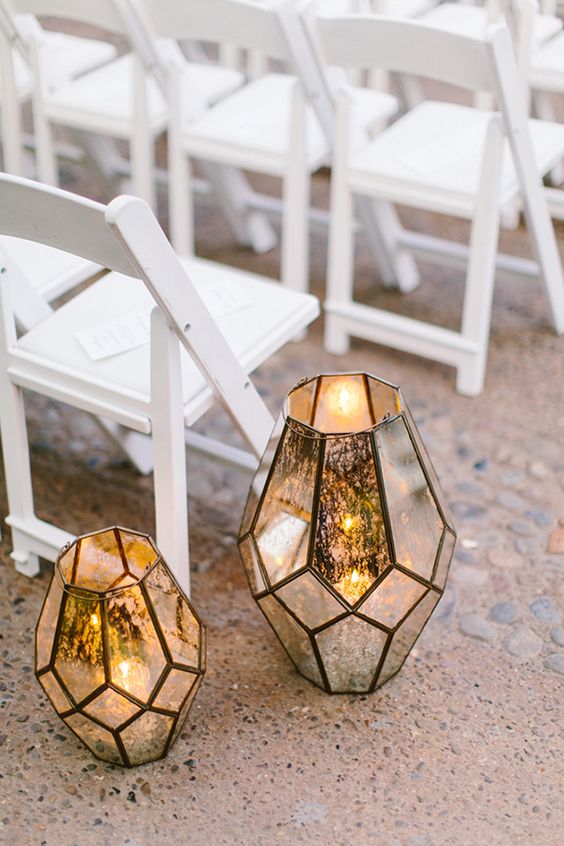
[238,373,456,694]
[35,527,205,766]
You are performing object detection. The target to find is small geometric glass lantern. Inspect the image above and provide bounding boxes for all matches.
[35,527,205,766]
[238,373,456,694]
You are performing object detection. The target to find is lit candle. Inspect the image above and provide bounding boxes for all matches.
[334,565,374,604]
[324,377,367,430]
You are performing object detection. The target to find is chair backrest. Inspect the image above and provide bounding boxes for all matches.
[3,0,128,35]
[136,0,294,63]
[314,14,500,92]
[0,174,273,455]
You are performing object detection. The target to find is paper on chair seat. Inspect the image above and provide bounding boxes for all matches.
[75,279,253,361]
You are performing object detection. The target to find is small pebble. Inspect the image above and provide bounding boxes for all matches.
[509,520,535,537]
[544,654,564,675]
[497,491,526,511]
[515,538,537,556]
[459,613,496,643]
[489,601,520,625]
[550,627,564,647]
[524,509,553,528]
[530,597,560,625]
[504,625,543,659]
[546,528,564,555]
[529,461,548,480]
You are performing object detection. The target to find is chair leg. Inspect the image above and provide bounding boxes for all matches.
[0,279,40,574]
[325,91,354,356]
[457,121,504,396]
[131,130,156,210]
[34,113,58,187]
[281,82,310,297]
[150,307,190,597]
[169,153,194,258]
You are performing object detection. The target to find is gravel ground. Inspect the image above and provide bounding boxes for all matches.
[0,100,563,845]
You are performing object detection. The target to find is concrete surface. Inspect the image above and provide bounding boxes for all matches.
[0,127,563,845]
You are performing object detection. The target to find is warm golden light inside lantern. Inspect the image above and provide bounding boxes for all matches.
[35,527,206,766]
[239,373,457,694]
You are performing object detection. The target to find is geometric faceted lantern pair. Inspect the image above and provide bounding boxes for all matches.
[35,527,205,767]
[238,373,456,694]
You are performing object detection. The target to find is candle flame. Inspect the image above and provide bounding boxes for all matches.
[341,514,355,533]
[351,568,360,584]
[118,660,130,681]
[90,613,99,627]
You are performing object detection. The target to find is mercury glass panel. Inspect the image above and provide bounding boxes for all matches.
[275,571,347,630]
[37,671,73,714]
[239,535,267,597]
[120,711,174,766]
[145,563,200,666]
[287,377,317,427]
[120,531,158,579]
[313,433,389,604]
[152,668,198,712]
[359,569,427,628]
[54,594,105,703]
[401,400,455,530]
[83,687,141,729]
[433,528,456,590]
[259,595,323,687]
[254,423,320,586]
[316,616,388,693]
[74,529,126,591]
[36,575,64,670]
[312,374,373,434]
[376,591,440,686]
[376,416,444,581]
[170,681,202,746]
[240,412,286,538]
[367,379,402,424]
[65,713,122,764]
[107,585,167,702]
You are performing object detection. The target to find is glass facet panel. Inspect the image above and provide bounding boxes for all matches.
[38,670,73,714]
[145,562,201,667]
[240,413,285,538]
[376,590,440,686]
[120,531,158,579]
[287,378,317,427]
[57,544,77,583]
[254,422,320,586]
[152,668,198,712]
[239,535,267,597]
[65,713,122,764]
[359,569,427,628]
[258,595,323,687]
[433,528,456,590]
[313,433,389,604]
[376,416,444,581]
[401,400,455,530]
[316,616,388,693]
[54,594,105,703]
[83,687,141,729]
[73,529,126,592]
[275,571,346,630]
[170,679,202,746]
[107,585,167,702]
[120,711,174,766]
[312,374,373,434]
[36,575,64,671]
[367,377,401,425]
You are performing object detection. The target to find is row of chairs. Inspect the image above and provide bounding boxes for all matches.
[1,2,564,593]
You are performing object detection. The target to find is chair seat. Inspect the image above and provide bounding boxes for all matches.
[531,31,564,92]
[320,0,434,15]
[43,53,244,137]
[422,3,562,48]
[348,101,564,217]
[4,31,116,102]
[15,256,319,428]
[182,73,398,175]
[0,235,101,302]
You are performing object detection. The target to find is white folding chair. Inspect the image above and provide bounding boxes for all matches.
[0,5,116,174]
[0,174,319,593]
[135,0,400,297]
[313,16,564,395]
[0,0,245,208]
[420,0,562,48]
